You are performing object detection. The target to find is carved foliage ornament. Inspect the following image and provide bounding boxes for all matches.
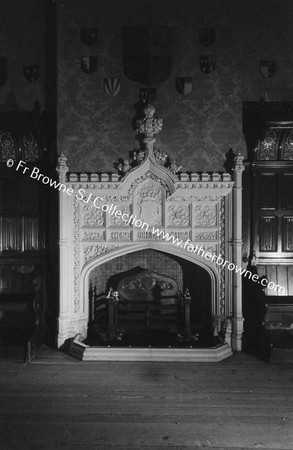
[0,130,15,161]
[83,244,120,263]
[283,130,293,160]
[136,104,163,139]
[22,132,39,162]
[167,204,190,226]
[194,204,217,226]
[258,130,278,160]
[110,205,131,226]
[82,204,104,227]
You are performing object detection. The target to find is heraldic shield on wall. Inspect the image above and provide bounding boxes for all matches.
[199,55,216,74]
[175,77,193,95]
[23,65,39,83]
[80,28,98,47]
[122,26,173,86]
[259,60,277,78]
[81,56,98,74]
[199,29,216,46]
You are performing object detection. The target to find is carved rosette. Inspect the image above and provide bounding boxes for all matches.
[109,204,131,226]
[194,204,217,226]
[82,204,104,227]
[167,204,190,226]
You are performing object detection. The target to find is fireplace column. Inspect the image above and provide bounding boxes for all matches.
[232,152,245,351]
[56,153,73,347]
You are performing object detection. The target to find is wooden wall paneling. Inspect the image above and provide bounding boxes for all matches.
[257,265,266,278]
[259,216,278,252]
[282,216,293,252]
[266,265,277,296]
[276,265,288,296]
[278,173,293,210]
[259,173,277,209]
[22,216,39,252]
[288,266,293,295]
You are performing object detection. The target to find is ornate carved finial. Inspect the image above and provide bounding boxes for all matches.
[233,150,245,173]
[136,104,163,142]
[56,151,69,182]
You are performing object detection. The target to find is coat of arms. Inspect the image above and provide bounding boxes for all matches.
[199,55,216,74]
[259,61,276,79]
[103,78,121,96]
[81,56,98,74]
[23,65,39,83]
[175,77,193,95]
[80,28,98,46]
[122,26,173,86]
[199,29,216,46]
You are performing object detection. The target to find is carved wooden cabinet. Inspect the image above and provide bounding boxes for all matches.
[243,101,293,297]
[253,167,293,258]
[0,121,48,357]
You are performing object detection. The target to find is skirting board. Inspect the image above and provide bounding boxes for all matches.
[68,334,233,362]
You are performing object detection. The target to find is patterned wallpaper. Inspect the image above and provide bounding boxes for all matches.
[57,0,293,173]
[0,0,45,111]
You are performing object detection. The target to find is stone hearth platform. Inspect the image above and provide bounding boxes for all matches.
[68,334,233,362]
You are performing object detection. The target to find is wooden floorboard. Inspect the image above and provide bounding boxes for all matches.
[0,347,293,449]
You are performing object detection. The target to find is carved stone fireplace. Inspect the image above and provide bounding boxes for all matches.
[56,105,244,361]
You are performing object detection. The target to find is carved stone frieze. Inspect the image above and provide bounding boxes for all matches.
[135,230,165,240]
[194,204,217,226]
[167,230,191,241]
[70,183,121,190]
[109,230,132,241]
[82,230,105,241]
[200,244,217,255]
[169,195,220,202]
[167,204,190,226]
[219,197,226,314]
[73,198,81,312]
[83,244,120,263]
[193,230,217,241]
[128,171,171,197]
[175,182,233,190]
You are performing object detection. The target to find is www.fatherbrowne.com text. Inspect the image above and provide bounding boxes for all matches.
[8,159,285,295]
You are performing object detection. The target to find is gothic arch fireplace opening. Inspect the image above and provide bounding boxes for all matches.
[87,249,213,348]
